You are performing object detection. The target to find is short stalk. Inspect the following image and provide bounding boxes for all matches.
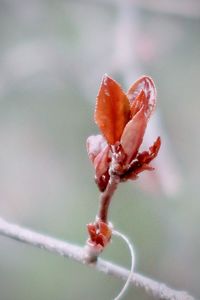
[85,174,120,262]
[98,175,119,223]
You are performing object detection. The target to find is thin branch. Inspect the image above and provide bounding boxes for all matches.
[98,175,119,223]
[0,217,194,300]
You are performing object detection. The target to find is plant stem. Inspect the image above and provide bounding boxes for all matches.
[98,175,119,223]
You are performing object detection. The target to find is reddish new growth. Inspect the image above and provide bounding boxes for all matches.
[86,75,161,252]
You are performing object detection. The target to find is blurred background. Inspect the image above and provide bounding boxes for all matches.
[0,0,200,299]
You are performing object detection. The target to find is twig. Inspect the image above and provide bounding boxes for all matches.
[0,217,194,300]
[98,175,119,223]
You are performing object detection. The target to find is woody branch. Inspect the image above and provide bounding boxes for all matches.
[0,217,194,300]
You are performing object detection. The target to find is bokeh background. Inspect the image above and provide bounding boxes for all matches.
[0,1,200,299]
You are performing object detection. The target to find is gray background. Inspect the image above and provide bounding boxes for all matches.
[0,1,199,299]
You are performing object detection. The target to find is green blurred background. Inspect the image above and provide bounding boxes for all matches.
[0,1,200,299]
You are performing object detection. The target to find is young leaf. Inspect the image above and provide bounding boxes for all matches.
[127,76,156,119]
[130,90,147,117]
[121,106,147,164]
[94,145,110,179]
[137,137,161,164]
[95,74,130,145]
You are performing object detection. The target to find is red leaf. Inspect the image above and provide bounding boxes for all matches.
[87,221,112,247]
[95,170,110,192]
[130,90,147,117]
[137,136,161,164]
[149,136,161,158]
[127,76,156,119]
[94,145,110,179]
[121,106,147,164]
[87,224,96,241]
[133,164,154,177]
[95,74,130,145]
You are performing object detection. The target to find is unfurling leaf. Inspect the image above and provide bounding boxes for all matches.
[127,76,156,119]
[95,74,130,145]
[121,106,147,164]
